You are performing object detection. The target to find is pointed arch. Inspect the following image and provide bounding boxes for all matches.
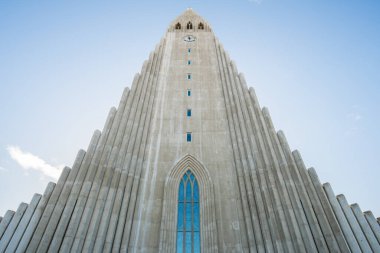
[159,154,218,253]
[198,22,204,30]
[187,21,193,30]
[175,22,181,30]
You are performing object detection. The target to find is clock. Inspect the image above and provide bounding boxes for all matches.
[184,35,196,42]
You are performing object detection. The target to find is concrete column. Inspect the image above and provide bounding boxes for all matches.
[215,43,263,253]
[337,194,372,252]
[60,108,116,252]
[0,203,28,252]
[48,132,100,252]
[307,167,348,252]
[122,42,165,253]
[322,183,361,253]
[261,105,311,252]
[364,211,380,244]
[278,134,329,252]
[351,204,380,252]
[128,43,165,253]
[26,167,71,252]
[5,194,41,253]
[15,182,55,253]
[0,211,15,240]
[37,150,85,252]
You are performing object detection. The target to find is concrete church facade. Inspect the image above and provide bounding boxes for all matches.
[1,9,380,253]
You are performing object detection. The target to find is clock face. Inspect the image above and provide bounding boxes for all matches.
[184,35,196,42]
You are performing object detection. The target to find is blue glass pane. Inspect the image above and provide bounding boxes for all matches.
[187,90,191,96]
[186,232,192,252]
[194,232,200,253]
[190,173,195,182]
[193,203,199,231]
[187,133,191,142]
[179,181,184,201]
[177,232,183,253]
[193,181,199,201]
[186,181,192,201]
[178,202,184,230]
[185,203,192,231]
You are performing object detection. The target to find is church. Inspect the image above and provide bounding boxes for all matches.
[0,9,379,253]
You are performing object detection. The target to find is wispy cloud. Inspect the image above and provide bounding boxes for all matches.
[345,105,364,136]
[248,0,263,4]
[347,112,362,121]
[7,146,63,180]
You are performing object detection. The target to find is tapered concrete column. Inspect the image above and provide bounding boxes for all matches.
[0,211,15,239]
[364,211,380,244]
[27,167,71,252]
[16,182,55,253]
[351,204,380,252]
[322,183,361,253]
[307,167,348,252]
[0,203,28,252]
[337,194,372,252]
[5,194,41,253]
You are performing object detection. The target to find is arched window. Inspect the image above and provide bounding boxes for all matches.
[198,23,204,30]
[175,23,181,30]
[177,170,200,253]
[187,22,193,30]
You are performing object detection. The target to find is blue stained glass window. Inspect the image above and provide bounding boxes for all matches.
[177,170,200,252]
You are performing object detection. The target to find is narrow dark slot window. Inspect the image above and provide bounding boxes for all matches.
[186,132,192,142]
[188,48,191,53]
[187,74,191,80]
[187,89,191,96]
[188,60,191,65]
[187,109,192,117]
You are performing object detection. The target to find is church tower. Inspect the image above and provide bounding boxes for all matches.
[0,9,379,253]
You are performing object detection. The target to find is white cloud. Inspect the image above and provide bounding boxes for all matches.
[7,146,64,181]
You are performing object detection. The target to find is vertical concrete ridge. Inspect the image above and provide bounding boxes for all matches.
[0,202,28,252]
[112,43,164,253]
[364,211,380,244]
[70,103,131,251]
[25,167,71,252]
[47,132,100,252]
[225,56,288,253]
[122,41,165,253]
[15,182,55,253]
[5,194,41,253]
[37,150,86,252]
[59,107,117,252]
[215,40,260,253]
[0,211,15,240]
[350,203,380,251]
[322,182,362,252]
[260,105,313,253]
[77,82,133,253]
[336,194,372,252]
[307,167,348,252]
[278,133,329,252]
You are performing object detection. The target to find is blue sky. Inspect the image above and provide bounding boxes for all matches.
[0,1,379,217]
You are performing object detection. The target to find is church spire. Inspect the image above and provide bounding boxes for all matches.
[170,8,211,32]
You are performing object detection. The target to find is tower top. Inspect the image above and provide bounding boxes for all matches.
[169,9,212,32]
